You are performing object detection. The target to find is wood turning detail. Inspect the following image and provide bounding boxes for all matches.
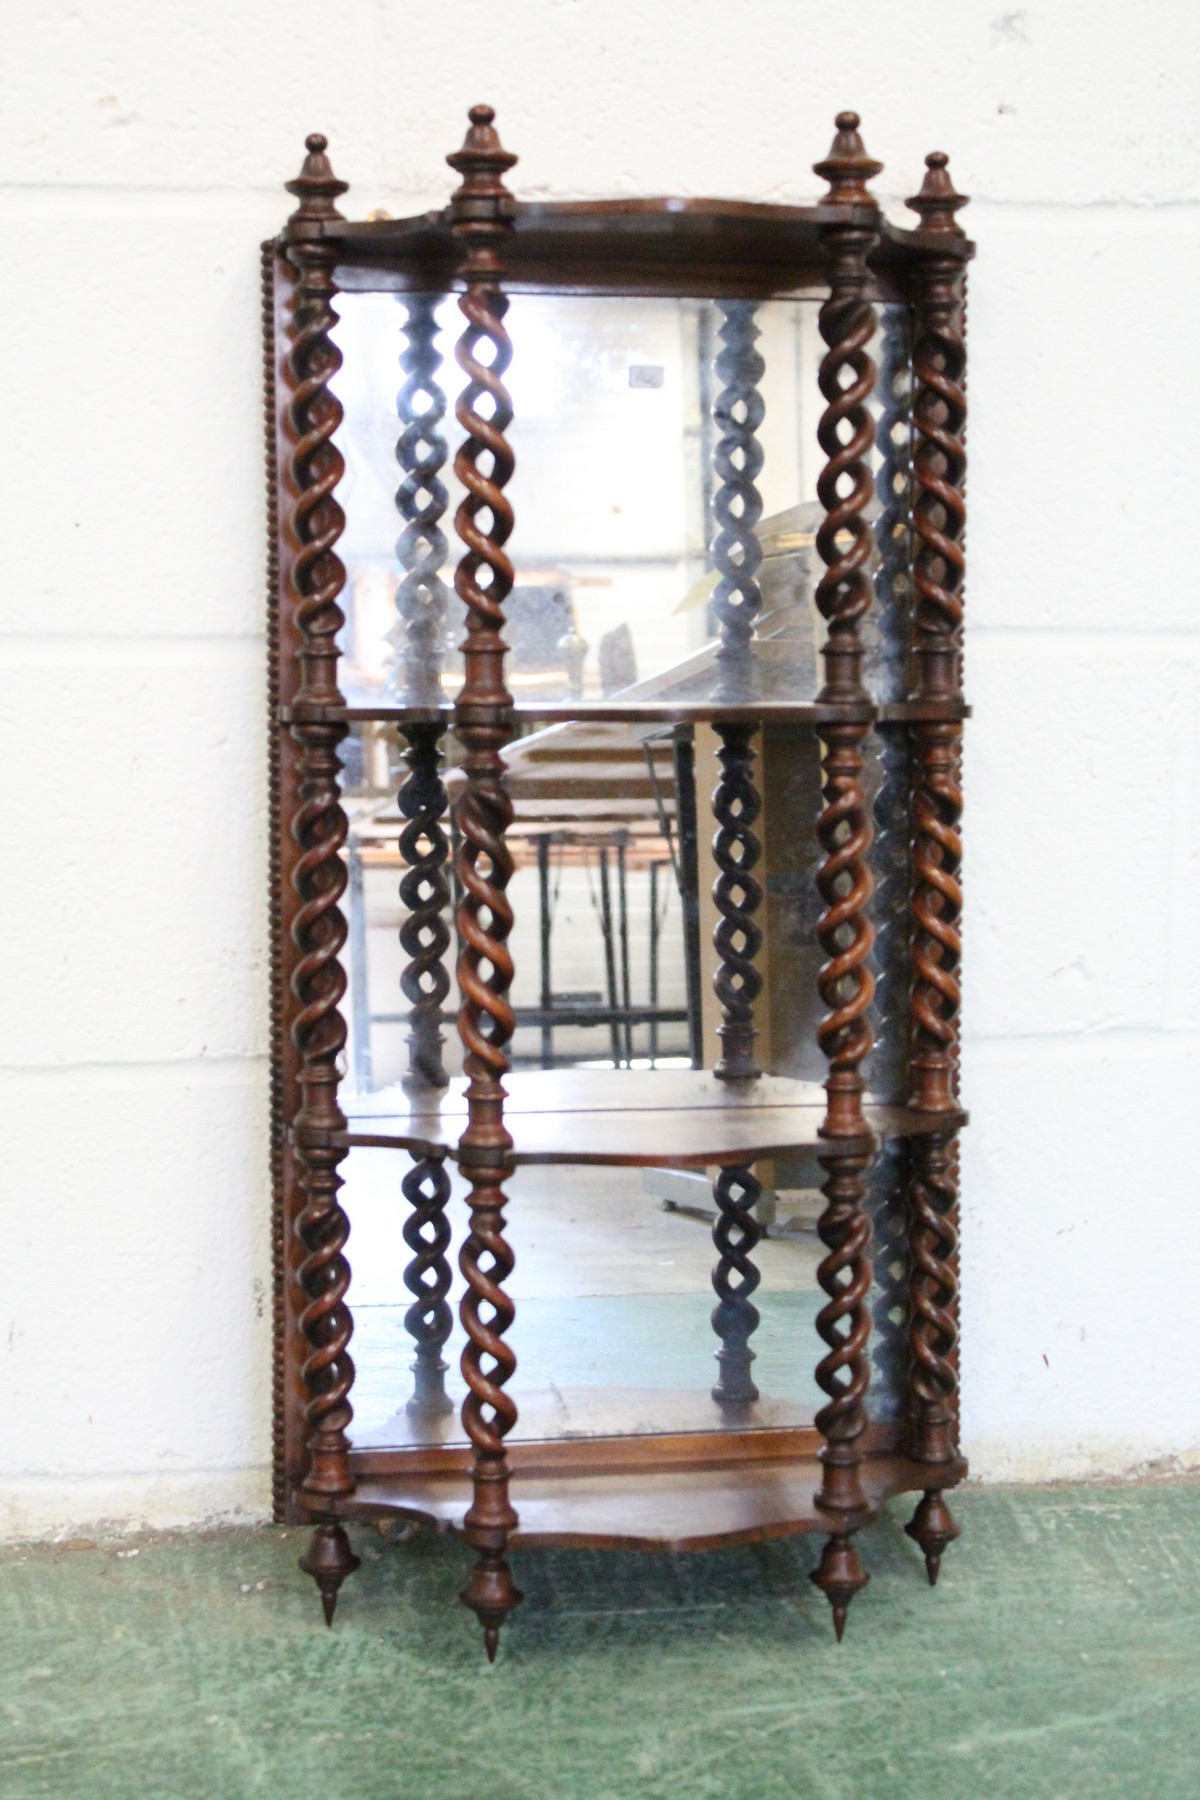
[446,105,523,1661]
[903,149,970,1585]
[809,111,882,1640]
[708,299,767,1408]
[266,106,975,1655]
[283,134,361,1623]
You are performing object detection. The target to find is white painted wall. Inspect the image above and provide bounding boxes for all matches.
[3,0,1198,1538]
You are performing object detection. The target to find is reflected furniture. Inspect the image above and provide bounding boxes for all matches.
[265,106,972,1654]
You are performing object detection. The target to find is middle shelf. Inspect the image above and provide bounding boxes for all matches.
[335,1066,967,1166]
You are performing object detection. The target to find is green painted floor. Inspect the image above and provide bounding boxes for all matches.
[3,1481,1198,1800]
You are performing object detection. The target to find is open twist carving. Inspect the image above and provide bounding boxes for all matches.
[284,136,355,1505]
[815,729,875,1117]
[814,248,877,701]
[287,287,345,680]
[459,1179,519,1452]
[911,284,966,653]
[908,1134,958,1430]
[708,726,764,1401]
[710,301,764,670]
[902,152,969,1534]
[454,288,514,643]
[712,725,763,1081]
[447,104,523,1657]
[807,119,882,1603]
[910,728,962,1105]
[711,1163,763,1405]
[394,294,450,703]
[398,724,451,1088]
[402,1152,454,1416]
[867,1139,910,1419]
[869,305,913,701]
[814,1151,874,1458]
[453,273,516,1089]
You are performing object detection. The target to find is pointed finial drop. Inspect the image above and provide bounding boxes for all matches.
[298,1522,360,1625]
[832,1604,848,1643]
[285,131,348,223]
[814,111,883,204]
[904,1489,960,1580]
[447,102,517,217]
[484,1626,499,1663]
[906,151,969,234]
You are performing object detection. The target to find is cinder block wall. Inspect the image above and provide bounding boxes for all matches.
[3,1,1197,1537]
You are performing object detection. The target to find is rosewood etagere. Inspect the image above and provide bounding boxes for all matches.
[265,105,972,1656]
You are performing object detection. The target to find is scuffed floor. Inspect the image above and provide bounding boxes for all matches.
[2,1481,1198,1799]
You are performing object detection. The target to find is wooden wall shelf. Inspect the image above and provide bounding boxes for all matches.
[335,1068,967,1165]
[267,106,973,1656]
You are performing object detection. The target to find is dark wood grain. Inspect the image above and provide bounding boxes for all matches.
[266,109,976,1646]
[902,149,972,1585]
[808,112,883,1641]
[324,194,974,302]
[323,1450,961,1555]
[445,105,524,1660]
[282,134,361,1625]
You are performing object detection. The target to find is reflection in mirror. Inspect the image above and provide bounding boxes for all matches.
[332,291,911,711]
[331,285,913,1450]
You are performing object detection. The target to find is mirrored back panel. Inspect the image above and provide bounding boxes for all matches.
[331,290,912,715]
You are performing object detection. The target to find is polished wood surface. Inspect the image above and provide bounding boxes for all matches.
[282,134,362,1625]
[267,107,975,1651]
[325,193,974,302]
[902,148,972,1585]
[808,113,884,1636]
[332,1451,961,1554]
[336,1067,966,1164]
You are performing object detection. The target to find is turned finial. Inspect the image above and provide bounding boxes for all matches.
[447,102,517,215]
[814,111,882,204]
[285,132,348,223]
[906,151,969,233]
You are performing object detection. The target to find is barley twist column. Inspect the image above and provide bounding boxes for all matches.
[706,300,768,1405]
[284,135,361,1623]
[867,304,915,1410]
[808,113,881,1640]
[447,106,522,1660]
[392,293,457,1417]
[709,724,764,1403]
[398,724,454,1417]
[903,152,970,1584]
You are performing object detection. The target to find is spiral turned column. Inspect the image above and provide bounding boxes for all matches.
[390,293,456,1417]
[807,114,881,1641]
[704,299,768,1406]
[902,152,971,1584]
[709,725,764,1403]
[866,306,915,1418]
[284,135,360,1623]
[392,292,451,707]
[446,106,522,1661]
[710,300,765,679]
[395,720,454,1415]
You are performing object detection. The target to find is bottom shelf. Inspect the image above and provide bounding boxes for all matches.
[318,1446,964,1554]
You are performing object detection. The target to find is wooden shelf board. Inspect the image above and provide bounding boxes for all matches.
[351,1388,818,1459]
[288,697,969,728]
[329,1451,950,1553]
[315,198,973,299]
[336,1068,966,1165]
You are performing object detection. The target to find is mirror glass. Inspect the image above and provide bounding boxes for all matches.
[328,287,913,1449]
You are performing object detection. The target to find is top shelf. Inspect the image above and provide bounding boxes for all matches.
[313,197,974,299]
[281,697,970,730]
